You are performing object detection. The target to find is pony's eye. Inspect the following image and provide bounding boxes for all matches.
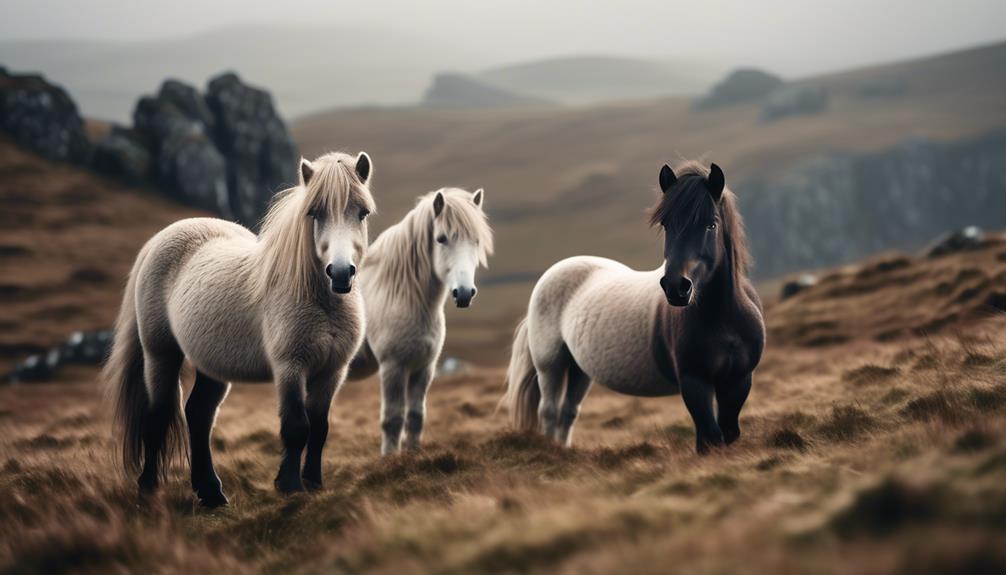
[436,234,448,244]
[359,209,370,222]
[707,222,717,231]
[308,209,322,221]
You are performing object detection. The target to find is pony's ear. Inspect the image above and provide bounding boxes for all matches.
[707,163,725,202]
[300,158,315,186]
[355,152,372,184]
[433,191,445,217]
[473,188,484,209]
[659,164,677,193]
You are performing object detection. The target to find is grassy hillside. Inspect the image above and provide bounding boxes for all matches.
[294,40,1006,352]
[1,233,1005,573]
[0,138,204,372]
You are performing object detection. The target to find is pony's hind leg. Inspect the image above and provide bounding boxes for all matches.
[535,356,570,443]
[379,362,409,455]
[302,368,343,490]
[557,361,592,447]
[274,368,310,493]
[137,349,185,494]
[716,373,752,446]
[185,369,231,507]
[403,364,434,451]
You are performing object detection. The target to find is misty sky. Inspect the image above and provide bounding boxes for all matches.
[3,0,1005,76]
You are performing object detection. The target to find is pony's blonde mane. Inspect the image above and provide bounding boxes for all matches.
[365,188,493,306]
[257,152,376,300]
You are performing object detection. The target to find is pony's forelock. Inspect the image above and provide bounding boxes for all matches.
[647,161,752,278]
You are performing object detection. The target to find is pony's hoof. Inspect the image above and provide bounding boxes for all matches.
[274,476,306,494]
[197,490,230,509]
[302,478,323,492]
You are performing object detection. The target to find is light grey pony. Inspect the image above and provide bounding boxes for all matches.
[104,152,376,506]
[348,188,493,454]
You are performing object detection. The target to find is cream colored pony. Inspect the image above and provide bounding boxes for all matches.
[348,188,493,454]
[104,152,376,507]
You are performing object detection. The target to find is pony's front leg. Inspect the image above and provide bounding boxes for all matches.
[403,364,434,451]
[274,369,310,493]
[379,362,409,455]
[302,368,343,490]
[680,374,725,454]
[716,373,752,446]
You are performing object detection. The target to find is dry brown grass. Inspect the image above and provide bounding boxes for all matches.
[2,319,1006,574]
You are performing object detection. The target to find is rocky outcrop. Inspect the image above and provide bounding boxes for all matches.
[205,73,298,223]
[740,131,1006,278]
[111,73,297,222]
[6,330,112,383]
[0,67,91,164]
[761,85,828,122]
[693,68,784,110]
[92,126,151,184]
[423,73,553,109]
[925,226,985,258]
[132,84,230,215]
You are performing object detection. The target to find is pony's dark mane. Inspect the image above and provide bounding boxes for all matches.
[647,161,752,281]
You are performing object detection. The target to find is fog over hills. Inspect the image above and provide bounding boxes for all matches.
[0,25,494,121]
[477,56,725,105]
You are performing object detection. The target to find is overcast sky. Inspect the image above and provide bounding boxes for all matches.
[3,0,1005,75]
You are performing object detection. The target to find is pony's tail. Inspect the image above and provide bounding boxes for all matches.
[103,245,189,478]
[102,250,151,477]
[502,317,541,431]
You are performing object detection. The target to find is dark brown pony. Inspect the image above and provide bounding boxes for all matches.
[504,161,764,453]
[650,161,765,452]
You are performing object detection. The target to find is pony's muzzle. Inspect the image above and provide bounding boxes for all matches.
[452,286,477,308]
[326,263,356,294]
[660,275,692,307]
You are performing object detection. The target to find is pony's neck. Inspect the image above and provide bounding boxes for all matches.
[696,246,742,314]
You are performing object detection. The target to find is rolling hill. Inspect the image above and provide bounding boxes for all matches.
[476,55,725,104]
[293,40,1006,338]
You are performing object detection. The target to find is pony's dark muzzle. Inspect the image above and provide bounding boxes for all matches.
[452,286,476,308]
[326,263,357,294]
[660,275,692,307]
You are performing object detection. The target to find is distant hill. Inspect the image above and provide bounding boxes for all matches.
[478,56,725,105]
[293,40,1006,332]
[422,74,554,109]
[0,25,493,121]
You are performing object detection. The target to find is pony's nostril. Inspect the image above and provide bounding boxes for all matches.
[452,288,459,299]
[679,277,693,296]
[325,264,334,279]
[471,287,477,298]
[349,264,357,277]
